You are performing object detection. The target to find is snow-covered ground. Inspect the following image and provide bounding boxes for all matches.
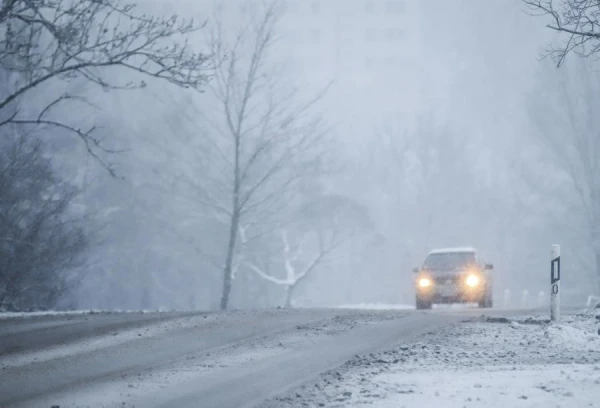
[262,311,600,408]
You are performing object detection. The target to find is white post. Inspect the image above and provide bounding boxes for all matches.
[551,244,561,321]
[503,289,511,308]
[521,289,529,307]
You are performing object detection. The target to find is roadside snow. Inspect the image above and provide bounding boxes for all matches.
[0,310,103,319]
[0,313,218,369]
[262,312,600,408]
[0,309,174,319]
[352,365,599,408]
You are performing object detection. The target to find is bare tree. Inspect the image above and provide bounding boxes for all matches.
[524,0,600,66]
[169,2,329,310]
[527,58,600,291]
[0,131,87,311]
[0,0,211,173]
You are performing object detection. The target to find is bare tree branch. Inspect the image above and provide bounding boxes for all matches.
[524,0,600,66]
[0,0,212,173]
[10,118,118,176]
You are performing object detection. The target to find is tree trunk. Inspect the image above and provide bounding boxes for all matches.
[591,218,600,295]
[140,286,152,310]
[595,248,600,296]
[220,212,239,310]
[284,284,295,308]
[188,293,197,310]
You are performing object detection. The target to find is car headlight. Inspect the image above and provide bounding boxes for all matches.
[465,274,480,287]
[418,278,432,288]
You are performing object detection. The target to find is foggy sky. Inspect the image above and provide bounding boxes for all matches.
[68,0,590,310]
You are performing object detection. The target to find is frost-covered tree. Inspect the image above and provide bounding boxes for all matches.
[247,229,338,308]
[246,193,371,308]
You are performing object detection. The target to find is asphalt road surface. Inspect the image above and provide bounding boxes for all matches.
[0,306,574,408]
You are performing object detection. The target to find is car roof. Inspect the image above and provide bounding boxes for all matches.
[427,247,477,255]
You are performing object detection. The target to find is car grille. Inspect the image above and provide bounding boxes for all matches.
[432,275,463,285]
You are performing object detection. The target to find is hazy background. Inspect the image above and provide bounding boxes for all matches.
[21,0,593,311]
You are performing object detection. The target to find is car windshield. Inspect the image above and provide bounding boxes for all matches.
[423,252,476,271]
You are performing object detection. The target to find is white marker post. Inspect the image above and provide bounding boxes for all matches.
[521,289,529,308]
[503,289,511,308]
[551,244,561,321]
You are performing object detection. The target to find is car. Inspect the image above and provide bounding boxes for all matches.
[413,247,493,310]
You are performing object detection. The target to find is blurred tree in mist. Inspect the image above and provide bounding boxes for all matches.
[525,58,600,294]
[349,111,536,303]
[172,1,331,310]
[524,0,600,295]
[369,114,488,254]
[0,132,87,311]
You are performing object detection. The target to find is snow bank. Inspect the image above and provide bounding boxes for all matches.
[587,295,600,308]
[347,364,600,408]
[263,313,600,408]
[0,310,103,319]
[0,309,177,319]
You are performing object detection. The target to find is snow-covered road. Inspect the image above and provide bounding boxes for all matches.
[0,306,588,407]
